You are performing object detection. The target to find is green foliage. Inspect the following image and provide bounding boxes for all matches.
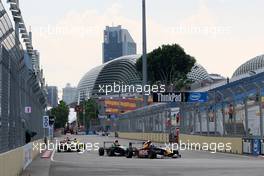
[136,44,196,90]
[51,100,69,128]
[84,99,99,120]
[78,99,99,128]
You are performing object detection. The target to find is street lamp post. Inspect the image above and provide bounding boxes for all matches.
[83,101,86,132]
[83,89,90,133]
[77,91,81,132]
[142,0,148,106]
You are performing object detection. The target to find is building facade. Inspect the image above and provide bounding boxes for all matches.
[47,86,58,108]
[62,83,77,105]
[103,25,137,63]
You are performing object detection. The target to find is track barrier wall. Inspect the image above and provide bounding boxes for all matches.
[118,132,243,154]
[0,139,42,176]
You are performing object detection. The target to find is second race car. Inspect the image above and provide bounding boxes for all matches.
[57,137,85,152]
[98,140,129,157]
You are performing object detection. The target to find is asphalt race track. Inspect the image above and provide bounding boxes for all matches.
[48,135,264,176]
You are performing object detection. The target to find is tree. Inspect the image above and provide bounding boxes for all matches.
[51,100,69,128]
[84,99,99,120]
[136,44,196,90]
[78,99,99,129]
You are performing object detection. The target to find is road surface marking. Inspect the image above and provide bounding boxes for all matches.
[51,149,55,161]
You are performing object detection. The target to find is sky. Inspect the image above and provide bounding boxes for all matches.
[3,0,264,98]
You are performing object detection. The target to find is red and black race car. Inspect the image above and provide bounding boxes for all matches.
[126,140,181,159]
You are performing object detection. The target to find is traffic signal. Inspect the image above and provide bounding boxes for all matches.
[49,115,55,126]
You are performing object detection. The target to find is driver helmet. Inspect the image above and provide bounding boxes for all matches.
[146,140,151,145]
[143,140,152,148]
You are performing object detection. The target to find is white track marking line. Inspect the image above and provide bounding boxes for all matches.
[51,149,56,161]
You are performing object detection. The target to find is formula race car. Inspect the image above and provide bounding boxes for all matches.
[126,140,181,159]
[99,140,128,157]
[57,137,85,152]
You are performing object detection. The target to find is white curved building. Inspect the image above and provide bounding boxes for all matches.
[77,55,141,100]
[232,54,264,79]
[187,63,210,82]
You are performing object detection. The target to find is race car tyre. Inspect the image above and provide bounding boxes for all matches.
[99,147,105,156]
[126,149,133,158]
[148,150,157,159]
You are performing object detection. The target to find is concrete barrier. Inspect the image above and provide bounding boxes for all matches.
[118,132,242,154]
[0,155,3,176]
[0,147,23,176]
[0,139,43,176]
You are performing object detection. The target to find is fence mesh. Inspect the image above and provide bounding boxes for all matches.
[0,2,47,153]
[115,75,264,139]
[116,103,171,133]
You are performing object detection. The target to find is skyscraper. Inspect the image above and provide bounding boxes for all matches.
[62,83,77,105]
[103,25,137,63]
[47,86,58,108]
